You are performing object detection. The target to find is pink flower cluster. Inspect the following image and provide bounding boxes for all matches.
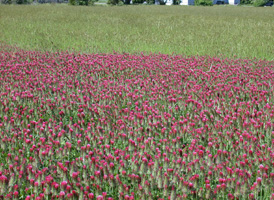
[1,45,274,199]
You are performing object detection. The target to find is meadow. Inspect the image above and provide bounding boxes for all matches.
[1,44,274,199]
[0,4,274,60]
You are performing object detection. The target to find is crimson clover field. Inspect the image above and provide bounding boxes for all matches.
[0,44,274,199]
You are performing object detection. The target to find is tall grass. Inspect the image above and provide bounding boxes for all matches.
[0,4,273,59]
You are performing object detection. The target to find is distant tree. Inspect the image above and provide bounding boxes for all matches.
[131,0,144,3]
[240,0,252,4]
[252,0,267,6]
[69,0,95,5]
[107,0,123,5]
[195,0,213,5]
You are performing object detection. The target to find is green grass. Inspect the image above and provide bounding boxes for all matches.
[0,4,273,60]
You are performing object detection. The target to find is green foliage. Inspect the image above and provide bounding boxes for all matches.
[195,0,213,5]
[173,0,180,4]
[15,0,26,4]
[79,0,89,5]
[107,0,123,5]
[117,0,124,4]
[69,0,94,5]
[252,0,267,6]
[146,0,155,4]
[68,0,75,4]
[132,0,144,3]
[123,0,131,4]
[240,0,252,4]
[159,0,166,4]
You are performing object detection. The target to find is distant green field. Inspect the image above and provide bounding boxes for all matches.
[0,5,273,59]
